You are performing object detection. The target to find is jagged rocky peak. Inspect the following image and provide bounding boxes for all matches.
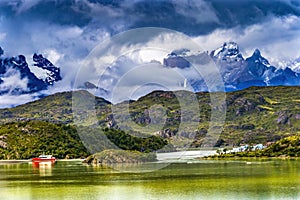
[12,55,28,69]
[253,49,261,56]
[247,49,270,67]
[223,42,239,55]
[211,42,244,63]
[33,53,62,85]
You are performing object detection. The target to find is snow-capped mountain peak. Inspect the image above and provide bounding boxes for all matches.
[249,49,271,67]
[211,42,244,63]
[32,53,62,85]
[0,46,62,95]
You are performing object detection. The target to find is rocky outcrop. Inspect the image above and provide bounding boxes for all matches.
[0,140,7,149]
[83,149,157,166]
[276,111,291,125]
[154,128,176,138]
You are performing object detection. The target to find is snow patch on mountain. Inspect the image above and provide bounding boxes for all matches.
[0,46,62,95]
[28,64,49,80]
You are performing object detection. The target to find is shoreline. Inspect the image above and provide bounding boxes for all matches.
[0,158,85,164]
[0,160,29,164]
[202,155,300,160]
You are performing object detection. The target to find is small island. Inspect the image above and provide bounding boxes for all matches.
[83,149,157,166]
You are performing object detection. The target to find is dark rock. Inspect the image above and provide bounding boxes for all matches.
[276,114,289,124]
[0,47,3,57]
[84,81,98,89]
[214,139,225,147]
[276,111,291,124]
[240,124,255,130]
[234,98,257,116]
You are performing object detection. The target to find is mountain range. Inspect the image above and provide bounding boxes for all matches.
[164,42,300,91]
[1,42,300,106]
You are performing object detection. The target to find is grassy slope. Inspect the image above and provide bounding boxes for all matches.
[0,86,299,158]
[125,86,300,146]
[0,121,89,159]
[0,90,111,124]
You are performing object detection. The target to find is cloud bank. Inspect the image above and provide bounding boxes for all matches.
[0,0,299,107]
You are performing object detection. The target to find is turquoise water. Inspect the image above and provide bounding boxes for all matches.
[0,159,299,200]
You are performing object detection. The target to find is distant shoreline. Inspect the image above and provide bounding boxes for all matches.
[202,155,300,160]
[0,160,29,164]
[0,159,84,164]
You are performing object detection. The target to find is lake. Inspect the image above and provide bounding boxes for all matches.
[0,157,299,200]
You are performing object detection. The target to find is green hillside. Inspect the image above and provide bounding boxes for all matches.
[261,135,300,157]
[0,86,300,159]
[0,121,89,159]
[119,86,300,147]
[0,90,111,124]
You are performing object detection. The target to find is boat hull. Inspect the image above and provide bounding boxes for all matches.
[32,158,56,162]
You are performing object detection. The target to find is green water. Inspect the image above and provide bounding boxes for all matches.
[0,159,299,200]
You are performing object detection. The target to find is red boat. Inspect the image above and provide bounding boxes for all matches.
[32,155,56,162]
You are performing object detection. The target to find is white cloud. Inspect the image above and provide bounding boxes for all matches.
[110,63,189,103]
[77,28,222,103]
[193,15,300,66]
[0,93,37,108]
[0,68,28,93]
[0,32,6,41]
[42,49,63,65]
[16,0,43,14]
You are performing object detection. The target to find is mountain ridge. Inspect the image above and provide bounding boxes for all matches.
[0,86,299,148]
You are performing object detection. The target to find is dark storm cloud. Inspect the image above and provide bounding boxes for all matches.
[0,0,91,27]
[123,0,300,35]
[1,0,299,36]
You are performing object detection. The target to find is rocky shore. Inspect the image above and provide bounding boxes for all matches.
[83,149,157,166]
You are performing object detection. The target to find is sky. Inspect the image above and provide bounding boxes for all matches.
[0,0,300,107]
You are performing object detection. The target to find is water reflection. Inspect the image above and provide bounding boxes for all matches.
[0,159,299,200]
[32,161,55,177]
